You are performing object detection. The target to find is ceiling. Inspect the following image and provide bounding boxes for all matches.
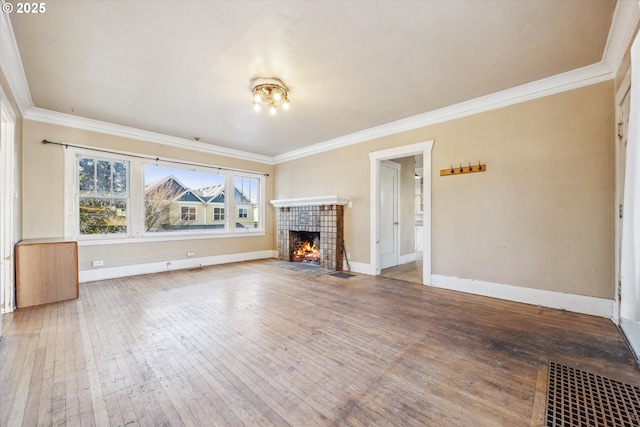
[7,1,621,158]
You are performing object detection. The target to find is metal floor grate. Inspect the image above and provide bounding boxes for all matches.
[330,272,356,279]
[546,361,640,427]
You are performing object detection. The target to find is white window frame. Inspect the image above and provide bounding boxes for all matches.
[232,174,262,233]
[238,207,248,219]
[213,207,225,221]
[64,146,266,245]
[180,205,197,222]
[77,155,131,238]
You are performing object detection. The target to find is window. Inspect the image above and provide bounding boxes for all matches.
[66,148,265,241]
[213,207,225,221]
[234,176,260,230]
[144,164,224,232]
[78,156,129,236]
[180,206,196,221]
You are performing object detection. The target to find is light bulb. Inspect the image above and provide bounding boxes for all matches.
[273,91,282,101]
[282,100,290,110]
[269,105,277,115]
[254,94,262,103]
[253,103,261,112]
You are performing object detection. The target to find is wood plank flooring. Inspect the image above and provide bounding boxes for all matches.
[1,260,638,426]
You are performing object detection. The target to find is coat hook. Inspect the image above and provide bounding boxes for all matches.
[478,161,482,171]
[459,163,463,173]
[450,164,454,174]
[468,162,472,172]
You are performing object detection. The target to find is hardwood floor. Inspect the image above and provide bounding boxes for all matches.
[1,260,638,426]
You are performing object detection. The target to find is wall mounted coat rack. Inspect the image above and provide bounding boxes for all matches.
[440,162,487,176]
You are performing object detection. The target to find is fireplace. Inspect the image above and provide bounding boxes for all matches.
[271,196,349,271]
[290,231,321,264]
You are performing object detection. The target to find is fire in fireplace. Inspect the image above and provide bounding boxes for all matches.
[290,231,321,265]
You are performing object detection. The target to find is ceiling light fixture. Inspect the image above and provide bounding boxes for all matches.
[251,78,290,114]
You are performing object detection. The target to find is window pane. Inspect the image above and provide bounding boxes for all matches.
[96,160,112,194]
[78,158,95,192]
[78,156,129,236]
[79,197,127,235]
[144,164,225,232]
[113,162,128,195]
[234,176,259,230]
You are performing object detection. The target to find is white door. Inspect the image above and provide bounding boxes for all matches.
[379,160,400,269]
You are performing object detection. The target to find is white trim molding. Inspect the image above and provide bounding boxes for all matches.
[274,63,613,164]
[431,275,614,319]
[0,83,17,314]
[620,318,640,362]
[399,253,417,265]
[602,0,640,73]
[344,261,372,275]
[25,107,273,165]
[1,1,637,166]
[79,250,277,283]
[0,8,32,113]
[270,195,349,208]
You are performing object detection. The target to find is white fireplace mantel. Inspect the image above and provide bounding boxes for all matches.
[270,195,350,208]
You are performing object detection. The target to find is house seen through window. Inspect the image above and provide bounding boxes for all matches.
[72,149,264,239]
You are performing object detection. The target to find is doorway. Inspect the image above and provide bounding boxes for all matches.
[369,141,434,284]
[619,31,640,357]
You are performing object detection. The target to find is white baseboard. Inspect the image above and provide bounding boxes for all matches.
[620,317,640,362]
[343,261,372,275]
[399,253,417,265]
[430,274,614,318]
[79,250,277,283]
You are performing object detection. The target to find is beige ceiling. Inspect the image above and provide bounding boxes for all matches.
[9,0,616,157]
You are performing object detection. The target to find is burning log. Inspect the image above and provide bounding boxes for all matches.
[292,240,321,264]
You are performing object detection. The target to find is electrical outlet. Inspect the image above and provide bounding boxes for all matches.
[92,260,104,267]
[187,251,195,257]
[347,253,351,260]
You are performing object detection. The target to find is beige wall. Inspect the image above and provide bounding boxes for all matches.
[22,119,274,270]
[274,81,615,299]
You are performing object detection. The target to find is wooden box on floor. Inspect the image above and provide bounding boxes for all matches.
[15,239,79,308]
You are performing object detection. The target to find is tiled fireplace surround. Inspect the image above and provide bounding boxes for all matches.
[271,196,349,271]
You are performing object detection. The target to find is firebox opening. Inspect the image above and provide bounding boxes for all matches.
[289,231,321,265]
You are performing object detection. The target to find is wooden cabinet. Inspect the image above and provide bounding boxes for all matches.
[15,239,79,308]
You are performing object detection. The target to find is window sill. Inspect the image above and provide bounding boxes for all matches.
[77,231,266,246]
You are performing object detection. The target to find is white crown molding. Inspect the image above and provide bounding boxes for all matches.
[273,61,614,164]
[0,7,32,113]
[24,107,273,164]
[2,2,638,166]
[602,0,640,73]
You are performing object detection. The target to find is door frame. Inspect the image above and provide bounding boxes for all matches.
[369,140,434,284]
[379,160,401,269]
[0,84,16,314]
[614,69,631,325]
